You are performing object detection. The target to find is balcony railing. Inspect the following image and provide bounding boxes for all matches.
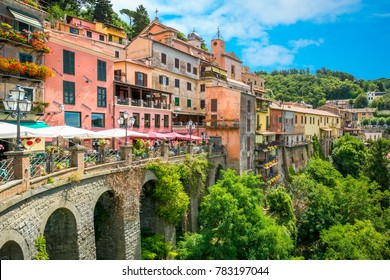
[115,96,171,110]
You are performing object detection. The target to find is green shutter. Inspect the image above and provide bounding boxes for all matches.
[63,50,75,75]
[97,87,106,107]
[175,97,180,106]
[187,99,192,108]
[97,60,106,81]
[63,81,75,104]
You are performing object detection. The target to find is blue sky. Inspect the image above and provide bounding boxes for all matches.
[111,0,390,80]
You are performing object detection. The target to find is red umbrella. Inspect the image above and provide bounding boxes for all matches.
[147,131,175,140]
[184,134,202,141]
[162,132,190,140]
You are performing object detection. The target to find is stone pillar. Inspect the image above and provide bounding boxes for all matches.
[188,143,194,154]
[161,142,169,159]
[207,141,212,155]
[69,145,86,174]
[4,151,31,181]
[120,145,133,165]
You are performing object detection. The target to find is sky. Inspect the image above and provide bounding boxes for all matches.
[110,0,390,80]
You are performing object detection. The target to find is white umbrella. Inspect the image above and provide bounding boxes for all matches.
[0,122,36,138]
[94,128,149,139]
[30,125,102,138]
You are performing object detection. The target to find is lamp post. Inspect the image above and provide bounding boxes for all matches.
[186,119,196,142]
[2,85,32,151]
[117,111,135,146]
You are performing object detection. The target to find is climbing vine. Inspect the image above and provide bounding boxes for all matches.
[177,154,209,196]
[146,161,189,225]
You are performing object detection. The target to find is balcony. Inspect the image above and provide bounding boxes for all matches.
[284,140,308,148]
[114,96,171,110]
[205,120,240,129]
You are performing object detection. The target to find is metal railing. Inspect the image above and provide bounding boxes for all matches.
[0,158,15,185]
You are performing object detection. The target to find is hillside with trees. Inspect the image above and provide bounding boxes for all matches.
[258,68,390,108]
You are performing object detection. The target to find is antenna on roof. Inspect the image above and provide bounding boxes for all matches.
[216,26,222,39]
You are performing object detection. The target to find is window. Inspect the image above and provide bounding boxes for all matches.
[295,115,297,124]
[144,113,150,128]
[135,72,147,86]
[193,67,197,75]
[175,58,179,69]
[187,82,192,91]
[155,114,161,128]
[305,116,307,124]
[63,81,75,104]
[279,117,282,123]
[19,53,32,63]
[86,31,92,38]
[175,79,180,88]
[22,87,33,101]
[161,53,167,64]
[159,75,169,85]
[70,27,79,35]
[99,35,104,41]
[175,97,180,106]
[301,116,303,124]
[200,99,205,109]
[97,87,106,107]
[97,60,106,81]
[164,115,169,128]
[211,99,217,112]
[65,111,81,127]
[200,84,206,92]
[18,21,29,32]
[108,34,112,42]
[91,113,105,128]
[187,63,191,72]
[119,37,123,44]
[247,118,250,132]
[63,50,75,75]
[187,99,192,108]
[133,113,140,128]
[115,51,119,58]
[231,65,235,74]
[211,114,217,126]
[247,100,251,113]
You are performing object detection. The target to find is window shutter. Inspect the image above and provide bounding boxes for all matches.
[159,75,163,84]
[143,73,147,86]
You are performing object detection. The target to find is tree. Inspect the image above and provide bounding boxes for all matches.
[120,5,150,39]
[304,158,342,188]
[93,0,113,23]
[353,94,368,108]
[320,220,388,260]
[331,133,369,177]
[365,138,390,191]
[177,170,294,260]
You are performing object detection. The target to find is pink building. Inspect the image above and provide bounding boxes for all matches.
[43,18,127,130]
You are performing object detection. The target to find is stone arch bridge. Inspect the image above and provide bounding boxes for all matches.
[0,145,226,260]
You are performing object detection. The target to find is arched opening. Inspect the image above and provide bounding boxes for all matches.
[44,208,79,260]
[140,180,160,237]
[94,190,124,260]
[214,164,224,185]
[0,241,24,260]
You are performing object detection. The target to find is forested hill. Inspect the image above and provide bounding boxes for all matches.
[257,68,389,108]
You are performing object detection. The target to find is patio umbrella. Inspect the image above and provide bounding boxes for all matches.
[94,128,149,139]
[162,132,191,140]
[30,125,102,138]
[0,121,36,138]
[184,134,202,141]
[147,131,175,140]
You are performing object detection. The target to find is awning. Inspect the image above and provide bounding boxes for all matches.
[8,7,43,29]
[320,127,332,131]
[5,121,49,129]
[256,131,276,136]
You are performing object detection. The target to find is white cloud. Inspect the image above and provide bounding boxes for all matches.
[111,0,360,68]
[289,38,325,52]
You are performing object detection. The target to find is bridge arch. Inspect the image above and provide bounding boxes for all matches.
[41,202,80,260]
[140,171,159,236]
[0,230,28,260]
[93,190,125,260]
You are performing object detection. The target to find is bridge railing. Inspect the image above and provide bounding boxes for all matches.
[0,141,226,201]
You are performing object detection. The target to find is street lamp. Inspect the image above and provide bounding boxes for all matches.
[117,111,135,146]
[186,119,196,142]
[2,85,32,151]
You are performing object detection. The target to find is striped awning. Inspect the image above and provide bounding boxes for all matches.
[8,8,43,29]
